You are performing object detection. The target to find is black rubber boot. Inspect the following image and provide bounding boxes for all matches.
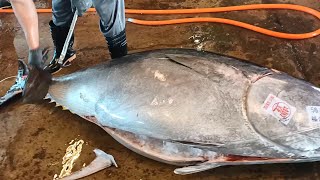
[0,0,11,8]
[105,30,128,59]
[44,20,76,74]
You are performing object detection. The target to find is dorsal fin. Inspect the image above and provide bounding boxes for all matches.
[165,54,207,70]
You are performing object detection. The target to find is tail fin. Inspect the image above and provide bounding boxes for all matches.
[59,149,117,180]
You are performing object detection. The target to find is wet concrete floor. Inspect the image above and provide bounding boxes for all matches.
[0,0,320,179]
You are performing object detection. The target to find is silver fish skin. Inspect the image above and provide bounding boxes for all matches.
[48,48,320,166]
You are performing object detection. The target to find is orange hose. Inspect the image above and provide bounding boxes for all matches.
[126,4,320,40]
[128,17,320,39]
[125,4,320,15]
[0,4,320,39]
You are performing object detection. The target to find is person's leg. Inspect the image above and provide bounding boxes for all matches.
[93,0,127,59]
[52,0,74,27]
[0,0,41,105]
[10,0,39,50]
[44,0,76,74]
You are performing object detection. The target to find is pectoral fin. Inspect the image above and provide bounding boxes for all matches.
[174,155,313,175]
[174,163,222,175]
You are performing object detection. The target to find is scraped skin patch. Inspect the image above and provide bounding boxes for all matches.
[54,139,85,179]
[154,70,166,81]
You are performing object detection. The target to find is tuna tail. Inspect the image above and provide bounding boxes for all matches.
[22,48,52,104]
[59,149,117,180]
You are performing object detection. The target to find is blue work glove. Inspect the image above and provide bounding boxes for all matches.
[71,0,93,16]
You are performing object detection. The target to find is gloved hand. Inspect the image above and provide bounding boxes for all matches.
[28,48,47,69]
[23,48,52,104]
[71,0,93,16]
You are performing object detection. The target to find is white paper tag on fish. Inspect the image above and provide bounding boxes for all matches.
[262,94,296,125]
[306,106,320,123]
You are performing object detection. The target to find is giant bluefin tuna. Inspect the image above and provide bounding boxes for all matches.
[42,48,320,175]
